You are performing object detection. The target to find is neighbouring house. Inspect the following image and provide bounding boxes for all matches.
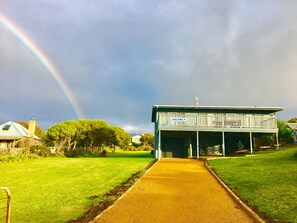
[131,134,142,144]
[287,123,297,144]
[0,119,40,153]
[152,105,284,159]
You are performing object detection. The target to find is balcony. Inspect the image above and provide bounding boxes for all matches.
[158,113,277,132]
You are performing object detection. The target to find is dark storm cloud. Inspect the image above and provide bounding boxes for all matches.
[0,1,296,132]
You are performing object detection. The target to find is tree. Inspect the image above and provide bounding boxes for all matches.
[288,117,297,123]
[45,119,132,154]
[112,126,131,150]
[62,120,79,151]
[84,120,110,149]
[46,123,72,152]
[140,133,154,147]
[76,119,92,148]
[277,120,293,145]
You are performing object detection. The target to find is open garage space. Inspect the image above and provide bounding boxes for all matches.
[159,131,278,158]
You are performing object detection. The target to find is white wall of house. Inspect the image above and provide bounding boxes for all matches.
[132,135,142,144]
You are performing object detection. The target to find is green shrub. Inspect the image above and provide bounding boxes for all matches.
[0,154,39,163]
[124,145,138,151]
[64,148,102,158]
[30,145,51,157]
[131,142,141,148]
[277,120,294,145]
[138,145,153,151]
[16,140,25,148]
[100,149,108,157]
[124,145,153,151]
[150,150,154,156]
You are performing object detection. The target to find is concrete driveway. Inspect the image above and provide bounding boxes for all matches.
[92,159,256,223]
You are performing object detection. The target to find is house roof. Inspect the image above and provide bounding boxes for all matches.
[0,121,40,140]
[287,123,297,131]
[151,105,284,122]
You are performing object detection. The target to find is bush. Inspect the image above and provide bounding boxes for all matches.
[64,148,103,158]
[138,145,153,151]
[150,150,154,156]
[0,154,39,163]
[124,145,153,151]
[16,140,25,148]
[277,120,294,145]
[30,145,51,157]
[100,149,108,157]
[124,145,138,151]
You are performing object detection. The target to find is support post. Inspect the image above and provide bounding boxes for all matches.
[189,136,192,158]
[276,132,279,149]
[158,130,161,160]
[249,132,253,154]
[197,131,199,159]
[222,131,225,157]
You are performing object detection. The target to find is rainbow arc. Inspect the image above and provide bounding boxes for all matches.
[0,13,84,119]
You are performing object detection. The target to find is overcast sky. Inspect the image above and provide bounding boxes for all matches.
[0,1,296,133]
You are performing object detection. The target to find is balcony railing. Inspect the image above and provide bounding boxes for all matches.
[158,113,277,130]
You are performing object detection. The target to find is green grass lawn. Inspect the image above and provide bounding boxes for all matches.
[0,151,154,223]
[208,146,297,223]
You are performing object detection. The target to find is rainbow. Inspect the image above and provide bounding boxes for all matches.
[0,13,84,119]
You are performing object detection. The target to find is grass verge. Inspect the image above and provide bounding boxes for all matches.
[208,146,297,223]
[70,159,156,223]
[0,151,154,223]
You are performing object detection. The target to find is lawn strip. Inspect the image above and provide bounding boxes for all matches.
[0,151,154,223]
[208,147,297,223]
[69,160,156,223]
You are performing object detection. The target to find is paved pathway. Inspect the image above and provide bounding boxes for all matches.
[92,159,255,223]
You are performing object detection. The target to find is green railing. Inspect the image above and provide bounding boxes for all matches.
[0,187,11,223]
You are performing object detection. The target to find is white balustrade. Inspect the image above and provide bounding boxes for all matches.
[159,113,277,130]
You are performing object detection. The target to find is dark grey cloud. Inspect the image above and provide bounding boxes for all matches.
[0,1,296,132]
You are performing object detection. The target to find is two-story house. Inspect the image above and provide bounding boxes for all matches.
[151,105,284,159]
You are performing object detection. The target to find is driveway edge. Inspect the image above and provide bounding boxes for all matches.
[204,159,265,223]
[90,160,158,223]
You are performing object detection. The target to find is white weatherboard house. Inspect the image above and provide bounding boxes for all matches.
[0,119,40,151]
[131,135,142,144]
[152,105,284,159]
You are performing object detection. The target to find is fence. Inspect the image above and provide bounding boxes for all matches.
[0,187,11,223]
